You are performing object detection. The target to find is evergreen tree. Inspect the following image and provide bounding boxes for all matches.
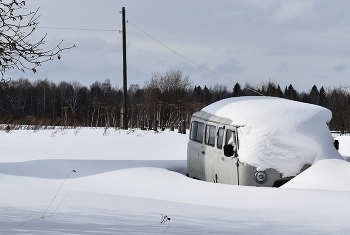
[319,86,326,107]
[299,92,309,103]
[277,85,283,98]
[266,82,276,97]
[264,81,283,97]
[309,85,319,105]
[284,84,298,101]
[203,85,211,103]
[193,85,203,102]
[232,82,242,97]
[284,86,289,99]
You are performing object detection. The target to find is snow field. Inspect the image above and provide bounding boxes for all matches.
[0,128,350,234]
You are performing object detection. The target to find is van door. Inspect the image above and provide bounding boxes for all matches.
[215,128,239,185]
[202,123,218,182]
[187,121,205,180]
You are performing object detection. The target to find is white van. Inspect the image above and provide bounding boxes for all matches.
[187,96,342,187]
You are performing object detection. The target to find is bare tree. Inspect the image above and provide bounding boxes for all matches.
[210,83,228,102]
[0,0,75,77]
[70,81,81,113]
[326,85,350,133]
[127,84,140,127]
[0,78,11,90]
[142,70,193,126]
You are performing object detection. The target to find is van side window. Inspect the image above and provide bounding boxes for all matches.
[217,128,224,149]
[190,121,204,143]
[225,130,236,147]
[205,124,216,147]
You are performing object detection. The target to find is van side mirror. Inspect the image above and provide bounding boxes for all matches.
[224,144,234,157]
[334,140,339,150]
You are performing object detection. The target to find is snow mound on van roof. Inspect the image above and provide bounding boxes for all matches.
[202,96,343,176]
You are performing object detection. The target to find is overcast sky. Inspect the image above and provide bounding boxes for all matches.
[6,0,350,92]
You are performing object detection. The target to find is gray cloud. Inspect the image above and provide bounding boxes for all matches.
[214,58,244,74]
[4,0,350,92]
[334,64,348,72]
[278,62,289,72]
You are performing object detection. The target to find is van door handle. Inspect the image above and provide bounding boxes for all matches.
[202,151,205,154]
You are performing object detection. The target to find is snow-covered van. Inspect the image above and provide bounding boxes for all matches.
[187,96,342,187]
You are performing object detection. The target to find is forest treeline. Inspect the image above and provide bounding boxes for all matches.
[0,69,349,132]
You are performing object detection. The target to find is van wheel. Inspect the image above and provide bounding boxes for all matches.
[272,179,290,187]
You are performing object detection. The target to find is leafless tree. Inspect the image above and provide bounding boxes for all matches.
[210,83,229,102]
[326,85,350,133]
[0,0,75,79]
[142,70,193,126]
[127,84,141,127]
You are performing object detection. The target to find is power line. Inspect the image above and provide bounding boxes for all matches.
[37,26,118,32]
[37,24,240,86]
[128,21,263,96]
[37,22,262,95]
[128,21,235,83]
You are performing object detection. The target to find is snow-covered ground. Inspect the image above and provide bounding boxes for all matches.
[335,134,350,162]
[1,128,350,234]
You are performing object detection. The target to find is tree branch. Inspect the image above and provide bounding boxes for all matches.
[0,0,75,76]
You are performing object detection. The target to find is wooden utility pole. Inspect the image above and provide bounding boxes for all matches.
[121,7,128,129]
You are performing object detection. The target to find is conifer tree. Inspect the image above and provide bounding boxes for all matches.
[232,82,242,97]
[309,85,319,105]
[319,86,326,107]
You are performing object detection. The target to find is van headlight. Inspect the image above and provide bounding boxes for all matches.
[254,171,267,184]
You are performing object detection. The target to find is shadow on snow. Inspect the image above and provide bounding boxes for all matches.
[0,159,187,179]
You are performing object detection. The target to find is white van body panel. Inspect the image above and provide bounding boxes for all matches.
[187,137,203,180]
[215,126,238,184]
